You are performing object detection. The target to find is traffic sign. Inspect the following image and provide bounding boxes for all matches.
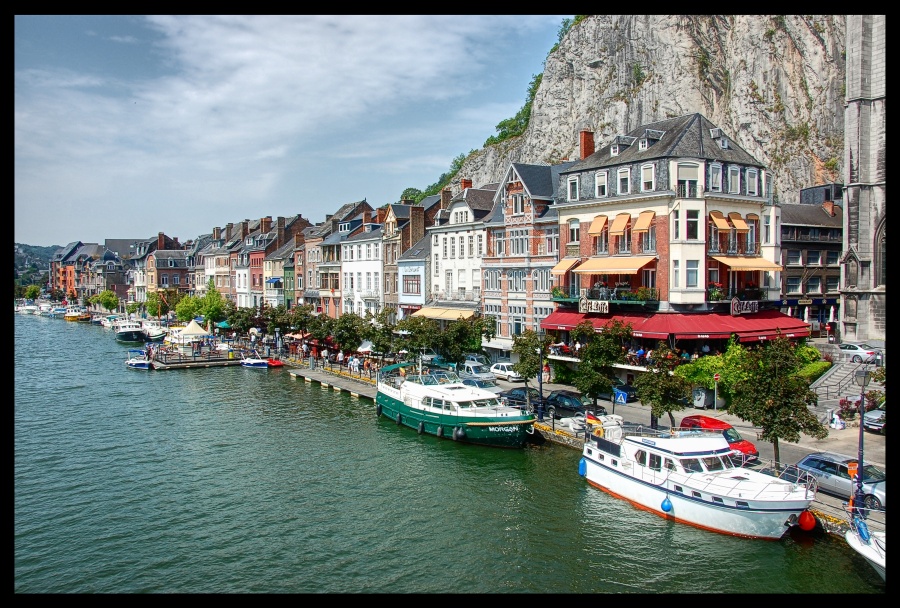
[714,373,720,382]
[848,461,858,479]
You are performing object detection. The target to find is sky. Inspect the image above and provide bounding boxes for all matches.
[14,15,569,248]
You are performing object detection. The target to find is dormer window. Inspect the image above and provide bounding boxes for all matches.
[567,177,579,201]
[610,144,620,156]
[169,259,175,267]
[718,138,730,150]
[339,222,350,232]
[639,138,648,150]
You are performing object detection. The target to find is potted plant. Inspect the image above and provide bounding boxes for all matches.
[708,282,724,301]
[551,286,566,299]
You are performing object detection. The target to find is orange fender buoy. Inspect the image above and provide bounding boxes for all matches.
[798,510,816,531]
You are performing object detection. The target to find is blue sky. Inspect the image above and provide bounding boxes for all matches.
[15,15,569,247]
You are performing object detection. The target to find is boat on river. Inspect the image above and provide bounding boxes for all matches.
[375,362,536,448]
[125,349,153,370]
[241,350,269,368]
[578,415,818,539]
[115,319,147,342]
[64,306,91,322]
[844,513,885,580]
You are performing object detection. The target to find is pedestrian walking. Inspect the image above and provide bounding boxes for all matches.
[338,350,344,367]
[542,362,550,384]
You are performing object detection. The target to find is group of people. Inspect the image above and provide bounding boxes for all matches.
[549,341,582,356]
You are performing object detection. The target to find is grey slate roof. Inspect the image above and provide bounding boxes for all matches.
[513,161,578,199]
[779,202,843,228]
[398,233,431,261]
[344,225,384,242]
[563,113,763,174]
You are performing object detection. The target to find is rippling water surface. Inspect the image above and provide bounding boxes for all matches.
[14,314,885,593]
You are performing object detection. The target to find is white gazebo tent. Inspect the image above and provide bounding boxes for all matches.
[166,319,210,352]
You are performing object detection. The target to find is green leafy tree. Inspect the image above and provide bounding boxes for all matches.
[511,330,553,411]
[395,315,442,357]
[198,279,226,322]
[729,335,828,465]
[571,319,631,412]
[176,295,201,322]
[146,292,167,318]
[287,304,315,336]
[225,303,258,336]
[366,308,397,358]
[400,188,423,202]
[126,302,141,316]
[97,289,120,313]
[307,314,335,348]
[24,284,41,300]
[332,312,369,354]
[632,341,692,427]
[435,315,496,364]
[676,337,749,408]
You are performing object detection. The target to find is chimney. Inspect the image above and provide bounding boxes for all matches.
[241,220,249,238]
[460,178,473,191]
[294,233,304,248]
[441,187,453,210]
[158,232,166,249]
[376,207,387,224]
[400,198,415,205]
[260,216,272,234]
[276,216,285,248]
[580,129,595,160]
[363,210,372,225]
[410,205,425,247]
[823,200,836,217]
[213,226,221,241]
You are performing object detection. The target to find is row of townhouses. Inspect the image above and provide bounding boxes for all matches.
[50,112,873,359]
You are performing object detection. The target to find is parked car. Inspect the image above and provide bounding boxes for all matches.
[419,348,440,363]
[794,452,886,510]
[461,377,504,394]
[464,353,491,366]
[863,402,886,434]
[490,362,523,382]
[458,360,496,381]
[498,386,546,412]
[596,377,638,402]
[544,389,607,420]
[838,342,882,363]
[680,414,759,463]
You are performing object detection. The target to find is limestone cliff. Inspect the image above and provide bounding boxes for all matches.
[457,15,845,203]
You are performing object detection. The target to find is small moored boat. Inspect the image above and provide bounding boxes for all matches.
[241,350,269,368]
[115,320,147,342]
[578,415,818,539]
[375,362,536,448]
[844,512,886,581]
[125,349,153,370]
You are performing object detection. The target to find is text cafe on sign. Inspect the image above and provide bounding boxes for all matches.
[730,297,759,315]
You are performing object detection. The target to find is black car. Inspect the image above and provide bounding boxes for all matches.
[544,389,607,420]
[498,386,546,412]
[596,378,639,403]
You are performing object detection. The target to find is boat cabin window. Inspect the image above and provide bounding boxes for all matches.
[649,453,662,472]
[635,450,647,466]
[664,458,677,472]
[472,399,498,408]
[681,458,704,473]
[701,456,727,471]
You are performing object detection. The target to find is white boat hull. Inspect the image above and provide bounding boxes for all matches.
[579,420,816,540]
[845,523,885,581]
[581,458,810,539]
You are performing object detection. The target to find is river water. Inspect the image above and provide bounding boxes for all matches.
[14,313,885,593]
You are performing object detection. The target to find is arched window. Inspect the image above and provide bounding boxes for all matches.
[568,219,580,244]
[875,221,886,287]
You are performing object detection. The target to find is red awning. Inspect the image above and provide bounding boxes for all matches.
[541,310,809,341]
[540,311,668,338]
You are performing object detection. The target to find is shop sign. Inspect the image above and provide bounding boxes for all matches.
[579,297,609,314]
[797,299,813,305]
[730,297,758,315]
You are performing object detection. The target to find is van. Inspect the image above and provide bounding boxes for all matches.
[459,360,496,381]
[680,414,759,463]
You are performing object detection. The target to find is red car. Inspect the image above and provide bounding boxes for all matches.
[680,415,759,463]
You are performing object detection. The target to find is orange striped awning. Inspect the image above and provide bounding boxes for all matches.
[609,213,631,235]
[710,211,731,230]
[728,212,749,232]
[587,215,608,235]
[632,211,655,233]
[551,258,581,275]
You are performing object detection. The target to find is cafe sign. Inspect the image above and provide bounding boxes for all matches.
[730,297,759,316]
[579,297,609,314]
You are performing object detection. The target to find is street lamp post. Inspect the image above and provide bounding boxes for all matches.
[536,331,545,422]
[853,366,871,517]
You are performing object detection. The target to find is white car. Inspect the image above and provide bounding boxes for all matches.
[838,342,882,363]
[490,362,523,382]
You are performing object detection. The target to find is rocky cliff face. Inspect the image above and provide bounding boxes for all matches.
[457,15,845,203]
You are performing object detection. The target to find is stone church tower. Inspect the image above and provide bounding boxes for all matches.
[841,15,885,342]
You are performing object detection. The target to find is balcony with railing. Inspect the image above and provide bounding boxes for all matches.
[707,236,760,256]
[582,286,659,303]
[361,290,381,300]
[677,181,702,198]
[551,285,580,302]
[431,289,480,302]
